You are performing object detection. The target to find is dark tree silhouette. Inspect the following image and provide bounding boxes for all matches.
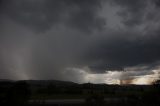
[6,81,31,106]
[153,79,160,85]
[140,80,160,105]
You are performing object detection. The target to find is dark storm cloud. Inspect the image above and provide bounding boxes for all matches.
[2,0,104,33]
[111,0,148,26]
[0,0,106,80]
[0,0,160,81]
[154,0,160,7]
[86,34,160,72]
[83,0,160,72]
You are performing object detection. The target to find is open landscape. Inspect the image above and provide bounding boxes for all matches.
[1,0,160,106]
[0,80,160,106]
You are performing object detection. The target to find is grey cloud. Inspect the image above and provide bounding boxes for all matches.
[0,0,106,79]
[153,0,160,7]
[2,0,105,33]
[0,0,160,82]
[83,0,160,72]
[85,31,160,72]
[111,0,148,26]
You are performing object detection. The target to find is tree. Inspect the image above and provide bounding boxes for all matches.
[6,81,31,106]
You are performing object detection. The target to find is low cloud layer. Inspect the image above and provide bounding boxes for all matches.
[0,0,160,84]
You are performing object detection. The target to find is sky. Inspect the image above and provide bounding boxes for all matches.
[0,0,160,84]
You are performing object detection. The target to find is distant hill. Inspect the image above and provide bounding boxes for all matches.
[0,79,76,85]
[0,79,158,87]
[0,79,14,82]
[24,80,77,86]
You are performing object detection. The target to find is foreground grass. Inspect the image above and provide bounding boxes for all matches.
[31,94,87,100]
